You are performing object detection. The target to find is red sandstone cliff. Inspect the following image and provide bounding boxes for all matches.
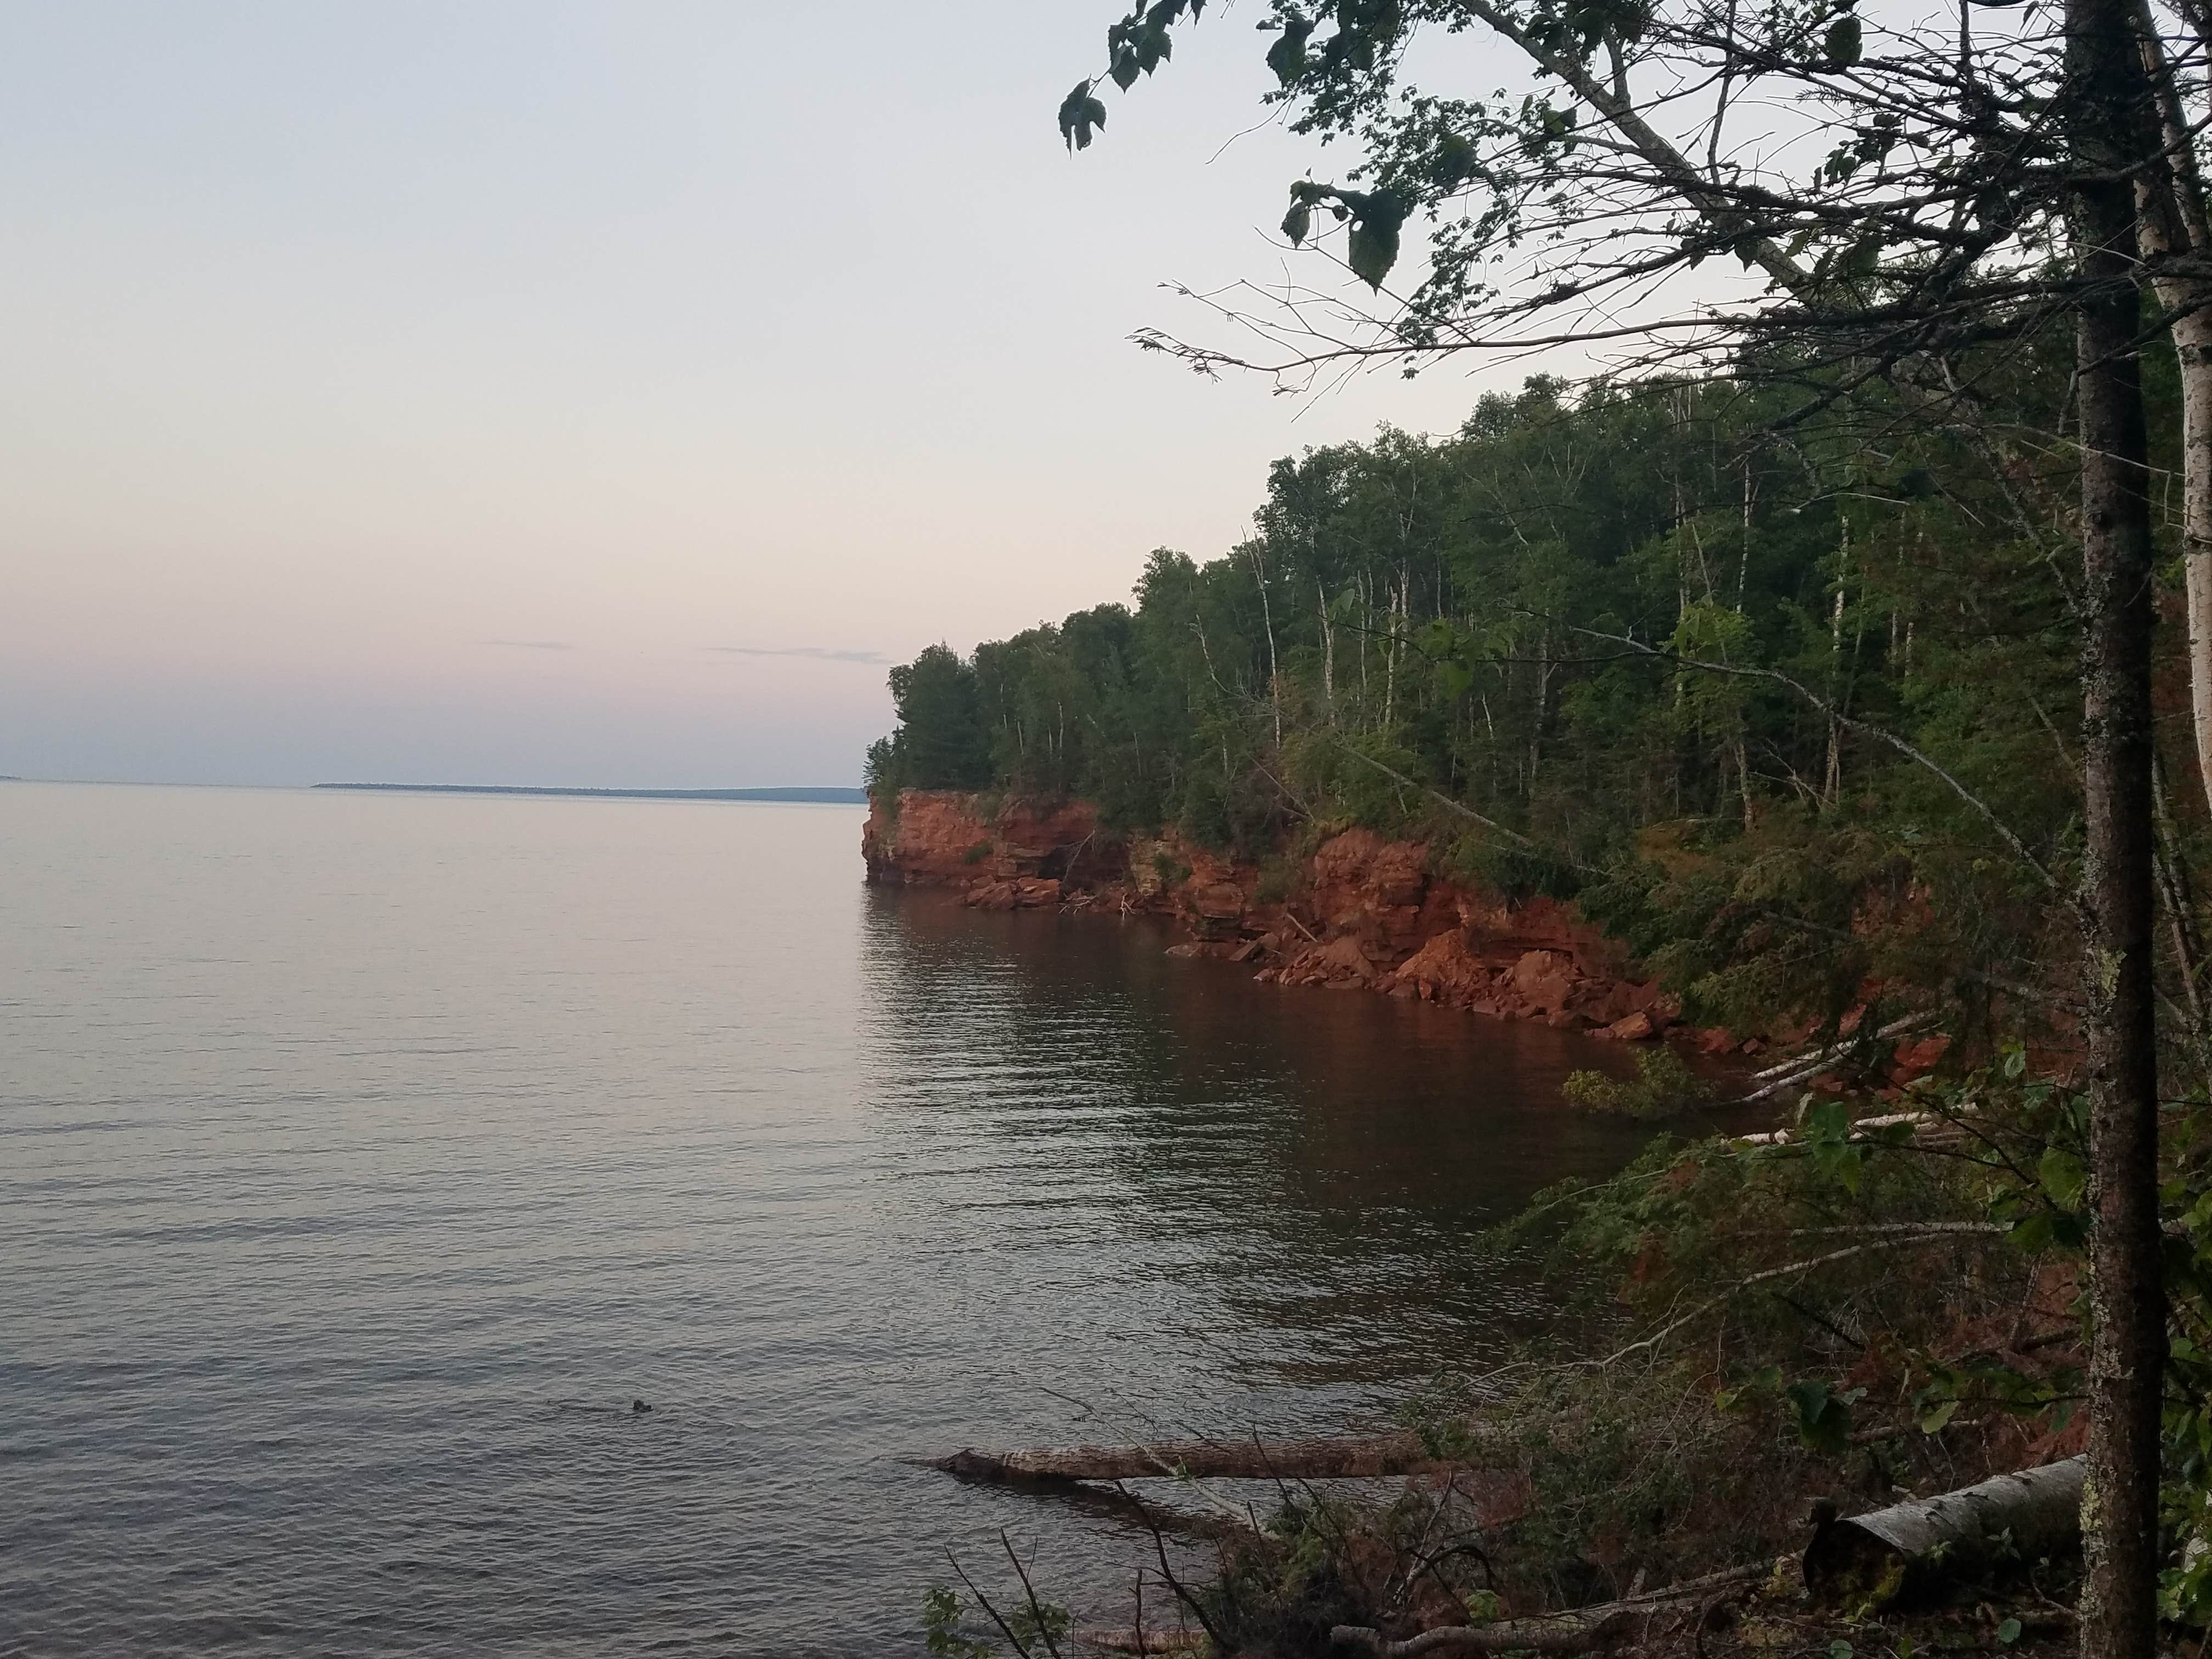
[861,790,1700,1038]
[862,791,1122,910]
[861,791,1967,1090]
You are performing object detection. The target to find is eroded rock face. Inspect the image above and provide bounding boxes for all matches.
[965,877,1063,912]
[862,792,1708,1047]
[862,791,1119,889]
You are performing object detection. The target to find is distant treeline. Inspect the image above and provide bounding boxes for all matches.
[318,783,866,804]
[868,356,2152,1030]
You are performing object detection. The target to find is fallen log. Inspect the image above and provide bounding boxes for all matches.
[1330,1561,1773,1656]
[982,1471,1255,1541]
[929,1433,1458,1484]
[1741,1012,1940,1102]
[1802,1455,2085,1607]
[1071,1628,1206,1654]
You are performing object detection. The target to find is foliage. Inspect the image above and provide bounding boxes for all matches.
[871,349,2142,1041]
[1560,1046,1709,1120]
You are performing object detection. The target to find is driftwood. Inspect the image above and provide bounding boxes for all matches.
[929,1434,1457,1484]
[1072,1628,1206,1654]
[1802,1455,2086,1607]
[970,1471,1255,1541]
[1330,1562,1773,1656]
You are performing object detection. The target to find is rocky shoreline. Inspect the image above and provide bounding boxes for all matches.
[862,789,1773,1057]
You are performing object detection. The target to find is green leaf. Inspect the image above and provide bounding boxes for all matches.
[1917,1396,1960,1434]
[1824,13,1862,65]
[1266,15,1314,85]
[1343,189,1408,289]
[2038,1147,2087,1212]
[1787,1379,1856,1453]
[1282,200,1313,246]
[1431,132,1478,191]
[1995,1617,2022,1645]
[2009,1212,2055,1253]
[1110,43,1142,89]
[1058,81,1108,151]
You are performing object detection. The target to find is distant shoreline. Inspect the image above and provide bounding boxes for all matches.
[315,782,866,804]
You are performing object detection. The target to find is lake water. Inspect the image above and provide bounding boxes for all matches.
[0,782,1655,1657]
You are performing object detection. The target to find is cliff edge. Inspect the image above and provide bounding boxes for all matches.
[860,789,1756,1049]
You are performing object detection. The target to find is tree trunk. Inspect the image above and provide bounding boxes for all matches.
[1319,579,1336,723]
[2067,0,2168,1646]
[1803,1457,2085,1607]
[2174,308,2212,812]
[1252,543,1282,749]
[2133,1,2212,814]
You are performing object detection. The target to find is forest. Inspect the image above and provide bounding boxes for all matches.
[868,353,2141,1041]
[883,0,2212,1652]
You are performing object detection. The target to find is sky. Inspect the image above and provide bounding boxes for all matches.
[0,2,1539,788]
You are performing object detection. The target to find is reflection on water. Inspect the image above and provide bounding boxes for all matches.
[0,783,1650,1658]
[861,892,1650,1403]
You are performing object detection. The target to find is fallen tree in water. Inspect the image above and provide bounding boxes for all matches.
[1071,1627,1206,1654]
[929,1433,1455,1484]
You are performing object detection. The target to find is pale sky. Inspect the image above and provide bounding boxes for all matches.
[0,2,1533,788]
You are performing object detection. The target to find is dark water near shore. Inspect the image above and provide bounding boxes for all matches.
[0,782,1654,1657]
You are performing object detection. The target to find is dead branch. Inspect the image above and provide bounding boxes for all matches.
[1330,1561,1773,1656]
[1598,1234,2007,1367]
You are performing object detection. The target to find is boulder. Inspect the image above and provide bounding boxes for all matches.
[1598,1010,1656,1042]
[963,876,1060,912]
[1509,949,1577,1014]
[1382,929,1492,1005]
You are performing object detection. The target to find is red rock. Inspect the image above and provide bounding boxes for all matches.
[1892,1033,1951,1077]
[1191,881,1247,922]
[1600,1010,1655,1041]
[1510,950,1576,1014]
[866,790,1119,889]
[1692,1025,1736,1055]
[1382,929,1491,1003]
[1307,934,1376,981]
[964,880,1018,911]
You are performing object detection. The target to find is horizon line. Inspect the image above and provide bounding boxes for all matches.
[312,782,866,803]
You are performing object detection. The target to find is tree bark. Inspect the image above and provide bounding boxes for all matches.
[2172,306,2212,810]
[2067,0,2168,1647]
[2133,1,2212,814]
[1803,1457,2086,1607]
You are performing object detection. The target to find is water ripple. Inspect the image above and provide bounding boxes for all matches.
[0,783,1649,1657]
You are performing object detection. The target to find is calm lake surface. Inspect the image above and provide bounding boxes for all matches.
[1,782,1656,1657]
